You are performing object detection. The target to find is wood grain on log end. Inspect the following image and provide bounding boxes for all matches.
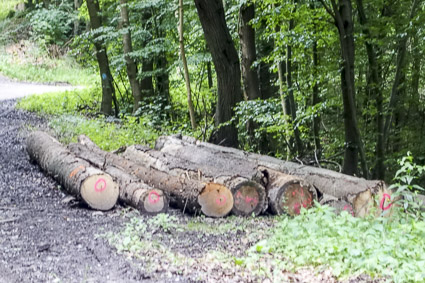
[352,183,396,217]
[80,173,118,211]
[266,170,317,216]
[231,181,267,216]
[198,183,233,217]
[139,188,168,215]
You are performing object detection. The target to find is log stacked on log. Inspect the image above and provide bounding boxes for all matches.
[122,145,267,216]
[26,131,119,211]
[68,142,168,215]
[69,135,233,217]
[155,135,394,217]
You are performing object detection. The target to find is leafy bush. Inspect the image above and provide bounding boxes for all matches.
[27,3,74,46]
[244,205,425,282]
[49,115,159,151]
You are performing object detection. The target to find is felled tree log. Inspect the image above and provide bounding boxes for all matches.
[154,137,318,216]
[122,145,267,216]
[155,135,392,217]
[26,131,119,211]
[265,168,317,215]
[69,135,233,217]
[66,145,168,215]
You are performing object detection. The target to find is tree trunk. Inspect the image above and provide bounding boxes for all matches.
[69,136,233,217]
[140,59,154,97]
[86,0,115,116]
[156,135,393,217]
[383,0,420,150]
[26,131,119,211]
[238,2,261,101]
[122,145,267,216]
[73,0,82,36]
[323,0,368,177]
[68,142,168,215]
[312,40,322,157]
[194,0,243,147]
[120,0,143,114]
[156,55,170,100]
[355,0,384,179]
[286,3,303,156]
[179,0,197,129]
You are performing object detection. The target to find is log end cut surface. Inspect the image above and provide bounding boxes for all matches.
[276,182,316,216]
[232,181,267,216]
[140,189,168,214]
[198,183,233,218]
[80,174,119,211]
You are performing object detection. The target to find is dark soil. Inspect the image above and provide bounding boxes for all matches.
[0,99,378,283]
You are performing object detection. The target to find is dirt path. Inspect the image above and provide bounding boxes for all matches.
[0,75,78,100]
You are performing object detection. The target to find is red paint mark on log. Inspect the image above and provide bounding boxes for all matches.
[343,204,354,216]
[148,191,160,204]
[69,165,85,178]
[293,203,301,215]
[245,196,258,206]
[94,178,107,192]
[216,195,227,206]
[380,193,392,211]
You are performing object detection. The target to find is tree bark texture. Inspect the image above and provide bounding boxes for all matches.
[194,0,243,147]
[26,131,119,211]
[355,0,385,179]
[156,135,394,217]
[238,3,261,101]
[86,0,115,116]
[68,142,168,215]
[325,0,369,177]
[71,136,233,217]
[383,0,420,152]
[179,0,197,129]
[155,136,319,216]
[122,145,267,216]
[120,0,143,114]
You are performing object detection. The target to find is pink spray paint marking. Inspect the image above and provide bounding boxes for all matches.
[343,204,355,216]
[148,191,160,204]
[215,195,227,206]
[293,203,301,215]
[245,196,259,207]
[94,178,107,192]
[380,193,392,211]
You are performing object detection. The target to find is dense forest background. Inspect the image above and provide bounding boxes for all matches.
[1,0,425,183]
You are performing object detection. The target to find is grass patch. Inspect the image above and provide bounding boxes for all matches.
[242,205,425,282]
[0,0,19,20]
[48,115,159,151]
[0,41,97,85]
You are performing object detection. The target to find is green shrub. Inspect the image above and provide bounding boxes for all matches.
[27,3,74,46]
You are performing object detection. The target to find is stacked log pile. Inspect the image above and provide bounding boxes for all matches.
[29,131,420,218]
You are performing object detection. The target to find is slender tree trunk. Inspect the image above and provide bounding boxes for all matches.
[286,3,303,156]
[238,2,261,101]
[238,2,261,147]
[140,59,154,97]
[120,0,142,114]
[86,0,115,116]
[356,0,384,179]
[156,56,170,101]
[179,0,196,129]
[383,0,420,149]
[73,0,82,36]
[312,40,322,158]
[194,0,243,147]
[410,35,421,115]
[321,0,368,177]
